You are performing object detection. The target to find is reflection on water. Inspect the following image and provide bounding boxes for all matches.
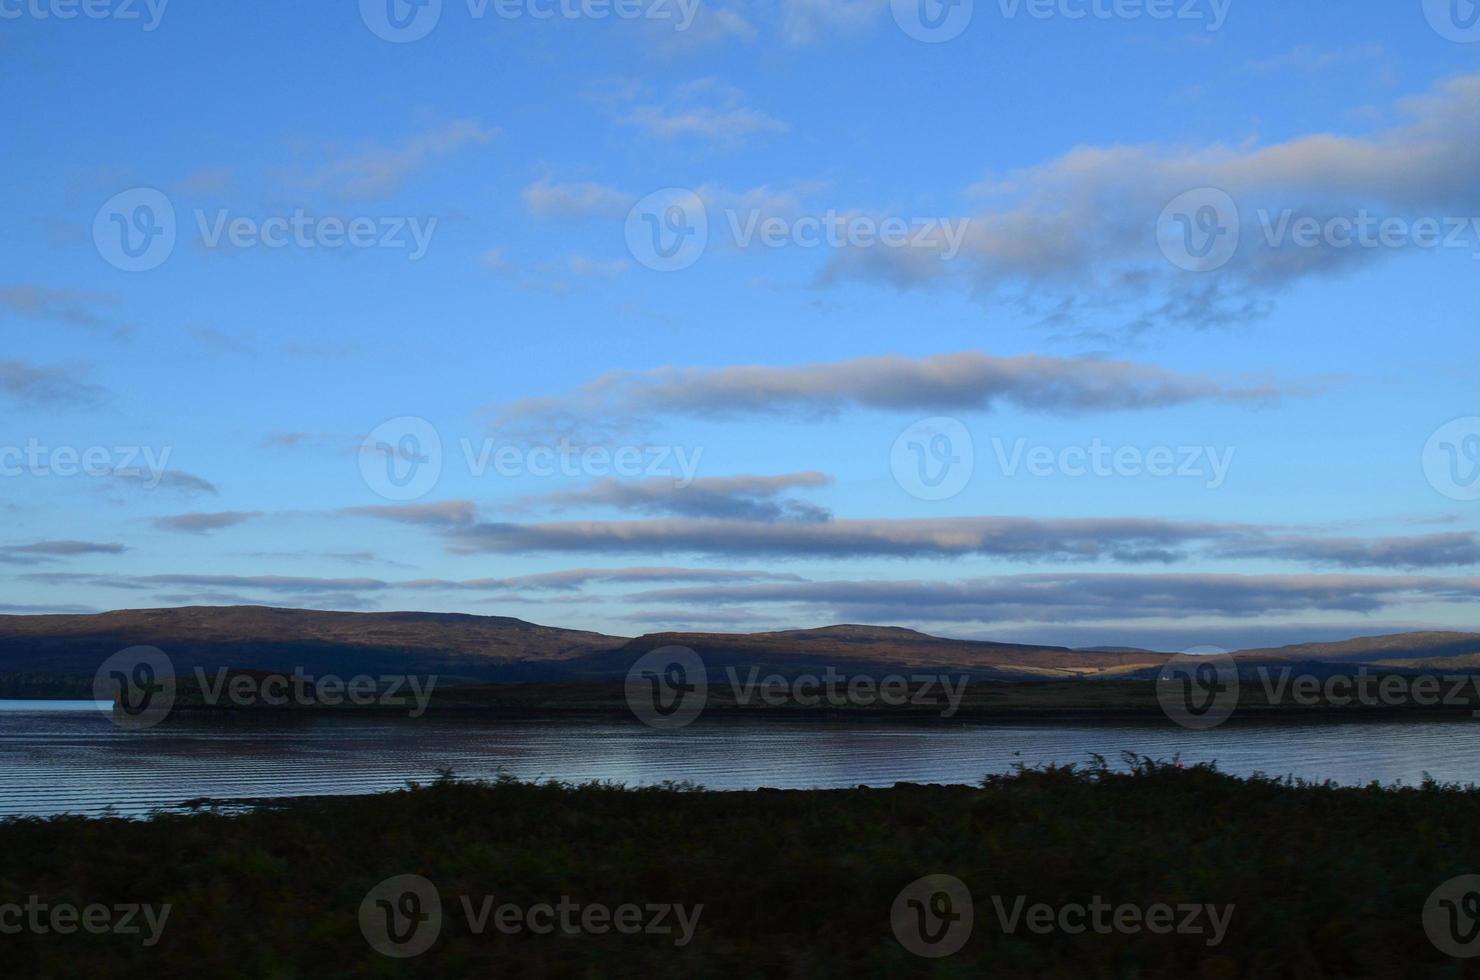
[3,700,1479,817]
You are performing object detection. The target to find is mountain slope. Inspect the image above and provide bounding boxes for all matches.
[4,607,1480,683]
[0,606,627,680]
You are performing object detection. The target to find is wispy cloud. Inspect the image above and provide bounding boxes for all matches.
[822,72,1480,334]
[0,285,128,338]
[342,500,478,528]
[496,351,1294,431]
[0,360,106,407]
[447,515,1245,561]
[517,473,833,522]
[522,179,633,220]
[153,511,261,534]
[1213,532,1480,569]
[0,540,126,566]
[627,572,1480,624]
[619,80,786,146]
[293,120,498,201]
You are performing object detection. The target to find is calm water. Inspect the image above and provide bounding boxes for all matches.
[3,700,1479,817]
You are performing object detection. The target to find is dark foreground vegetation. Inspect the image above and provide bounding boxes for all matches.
[4,759,1480,978]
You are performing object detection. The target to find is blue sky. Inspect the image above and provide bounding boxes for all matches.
[4,0,1480,649]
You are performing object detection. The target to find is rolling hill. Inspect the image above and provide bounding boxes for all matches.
[2,607,1479,684]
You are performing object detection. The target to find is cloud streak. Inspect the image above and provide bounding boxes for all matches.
[0,360,105,407]
[0,541,126,565]
[516,473,833,522]
[497,351,1292,430]
[153,512,261,534]
[820,72,1480,334]
[628,573,1480,624]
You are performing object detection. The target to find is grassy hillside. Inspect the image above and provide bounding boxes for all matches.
[6,606,1480,690]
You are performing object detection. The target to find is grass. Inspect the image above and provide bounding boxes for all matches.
[3,757,1480,977]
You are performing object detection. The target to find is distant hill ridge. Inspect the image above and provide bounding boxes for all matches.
[0,606,1477,681]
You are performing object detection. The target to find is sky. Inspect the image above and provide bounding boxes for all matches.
[3,0,1480,649]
